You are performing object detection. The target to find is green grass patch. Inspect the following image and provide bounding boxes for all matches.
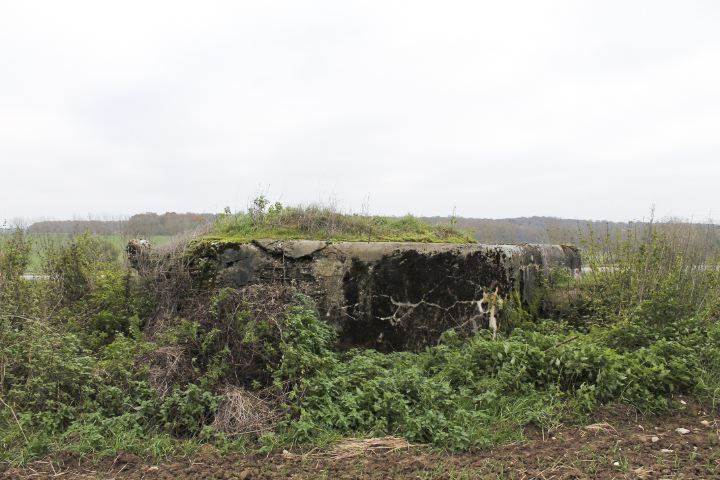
[205,199,475,243]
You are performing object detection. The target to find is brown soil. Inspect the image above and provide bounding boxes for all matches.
[2,398,718,479]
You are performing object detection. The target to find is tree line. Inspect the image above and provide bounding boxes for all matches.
[423,215,720,253]
[21,212,720,256]
[26,212,215,236]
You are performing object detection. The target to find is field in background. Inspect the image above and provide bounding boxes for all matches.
[0,233,175,273]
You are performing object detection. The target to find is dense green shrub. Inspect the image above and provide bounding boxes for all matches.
[0,229,34,318]
[275,326,699,450]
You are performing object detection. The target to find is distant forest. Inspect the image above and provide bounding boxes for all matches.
[423,216,631,245]
[24,212,720,250]
[26,212,215,236]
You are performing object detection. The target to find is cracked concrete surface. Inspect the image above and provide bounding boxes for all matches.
[194,240,581,352]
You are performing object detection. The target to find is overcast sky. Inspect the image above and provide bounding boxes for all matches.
[2,1,719,224]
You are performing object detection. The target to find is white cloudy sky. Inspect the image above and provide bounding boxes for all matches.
[1,1,719,224]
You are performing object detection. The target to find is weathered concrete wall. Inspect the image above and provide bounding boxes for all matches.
[191,240,581,352]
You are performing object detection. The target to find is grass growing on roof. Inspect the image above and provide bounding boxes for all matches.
[205,198,476,243]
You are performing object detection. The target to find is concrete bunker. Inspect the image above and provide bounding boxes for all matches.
[187,240,581,352]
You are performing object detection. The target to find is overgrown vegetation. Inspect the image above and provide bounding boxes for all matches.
[206,197,476,243]
[1,209,719,464]
[18,233,175,274]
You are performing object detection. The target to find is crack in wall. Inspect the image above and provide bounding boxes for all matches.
[378,294,490,327]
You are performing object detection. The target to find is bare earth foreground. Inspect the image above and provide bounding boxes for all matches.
[2,399,718,480]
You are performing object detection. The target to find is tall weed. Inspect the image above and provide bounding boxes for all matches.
[578,217,720,326]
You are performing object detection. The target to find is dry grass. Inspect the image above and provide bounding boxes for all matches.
[142,345,195,397]
[211,386,282,438]
[282,436,423,460]
[582,422,619,436]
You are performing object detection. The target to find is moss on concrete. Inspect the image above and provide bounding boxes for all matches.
[203,207,476,244]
